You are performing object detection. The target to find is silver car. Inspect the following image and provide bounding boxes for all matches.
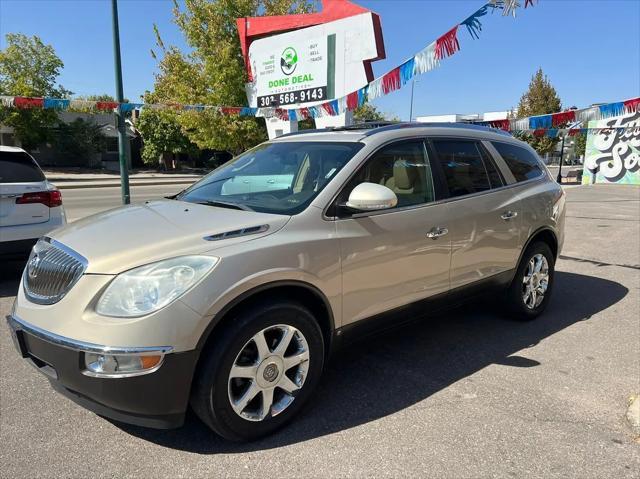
[8,123,565,441]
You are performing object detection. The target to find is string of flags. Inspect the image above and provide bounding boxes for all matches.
[474,96,640,137]
[0,0,537,120]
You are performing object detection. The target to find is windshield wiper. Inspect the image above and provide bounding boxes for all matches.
[195,200,253,211]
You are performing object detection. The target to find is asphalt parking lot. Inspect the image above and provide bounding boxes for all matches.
[1,184,639,478]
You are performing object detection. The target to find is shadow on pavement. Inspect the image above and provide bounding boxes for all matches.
[0,259,26,299]
[115,270,628,453]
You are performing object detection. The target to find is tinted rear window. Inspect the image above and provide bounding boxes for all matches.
[0,151,45,183]
[492,142,543,182]
[432,140,493,198]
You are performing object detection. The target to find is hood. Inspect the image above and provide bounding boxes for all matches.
[49,200,290,274]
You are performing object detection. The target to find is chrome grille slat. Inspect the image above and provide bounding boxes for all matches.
[24,238,88,305]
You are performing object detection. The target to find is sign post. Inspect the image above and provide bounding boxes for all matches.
[111,0,131,205]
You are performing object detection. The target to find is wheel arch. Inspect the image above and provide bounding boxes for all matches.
[513,227,559,281]
[194,280,335,358]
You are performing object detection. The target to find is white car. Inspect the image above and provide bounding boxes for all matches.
[0,146,66,257]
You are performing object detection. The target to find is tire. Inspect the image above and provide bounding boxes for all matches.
[505,241,555,321]
[190,300,325,441]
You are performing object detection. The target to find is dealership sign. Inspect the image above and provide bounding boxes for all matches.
[252,39,328,107]
[238,1,385,110]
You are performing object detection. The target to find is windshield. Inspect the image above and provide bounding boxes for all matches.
[178,141,363,215]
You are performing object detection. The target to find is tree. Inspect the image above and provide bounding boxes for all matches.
[51,119,107,166]
[147,0,315,155]
[136,108,196,167]
[0,33,70,150]
[573,131,587,159]
[353,103,386,122]
[515,68,563,156]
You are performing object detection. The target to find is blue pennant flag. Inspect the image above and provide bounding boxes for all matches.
[399,58,416,85]
[546,129,558,138]
[43,98,70,110]
[529,115,552,129]
[289,109,297,122]
[357,86,369,106]
[119,103,143,112]
[239,107,257,116]
[329,99,339,115]
[461,5,490,39]
[599,102,624,118]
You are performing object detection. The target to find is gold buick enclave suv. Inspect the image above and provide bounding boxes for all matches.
[8,123,565,441]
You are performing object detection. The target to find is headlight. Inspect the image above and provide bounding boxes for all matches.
[96,256,218,318]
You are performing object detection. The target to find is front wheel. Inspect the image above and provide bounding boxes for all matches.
[190,301,324,441]
[505,241,555,320]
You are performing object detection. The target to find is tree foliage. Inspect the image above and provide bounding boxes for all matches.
[136,108,197,165]
[146,0,315,155]
[515,68,562,156]
[0,33,69,149]
[51,119,107,166]
[353,103,386,123]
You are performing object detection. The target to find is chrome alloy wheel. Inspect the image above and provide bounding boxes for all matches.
[522,253,550,309]
[228,324,310,421]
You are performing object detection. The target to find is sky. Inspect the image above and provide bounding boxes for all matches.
[1,0,639,121]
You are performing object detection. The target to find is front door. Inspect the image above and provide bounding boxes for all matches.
[334,140,451,326]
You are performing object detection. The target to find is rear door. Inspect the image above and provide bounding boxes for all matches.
[334,139,451,326]
[429,138,521,290]
[0,150,51,227]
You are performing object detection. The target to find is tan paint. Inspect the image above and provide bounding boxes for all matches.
[12,126,565,354]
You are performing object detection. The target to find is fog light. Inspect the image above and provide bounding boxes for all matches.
[83,353,163,378]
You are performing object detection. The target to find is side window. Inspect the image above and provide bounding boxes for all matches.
[432,140,495,198]
[480,146,504,189]
[492,142,543,182]
[339,140,436,210]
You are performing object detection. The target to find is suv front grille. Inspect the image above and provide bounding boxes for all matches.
[23,238,87,305]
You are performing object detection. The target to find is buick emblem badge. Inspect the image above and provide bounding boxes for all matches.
[27,254,40,279]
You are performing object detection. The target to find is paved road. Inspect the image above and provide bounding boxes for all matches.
[60,184,188,222]
[1,185,639,478]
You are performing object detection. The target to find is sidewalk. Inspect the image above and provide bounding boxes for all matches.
[43,169,204,189]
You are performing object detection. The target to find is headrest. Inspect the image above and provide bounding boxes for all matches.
[393,158,418,190]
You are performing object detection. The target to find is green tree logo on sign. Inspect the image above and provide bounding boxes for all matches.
[280,47,298,76]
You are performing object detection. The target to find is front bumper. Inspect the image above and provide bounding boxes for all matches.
[7,314,198,429]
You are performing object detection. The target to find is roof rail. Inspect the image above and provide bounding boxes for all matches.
[275,120,512,140]
[361,122,513,137]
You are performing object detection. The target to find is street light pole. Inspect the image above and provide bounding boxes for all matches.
[409,79,416,122]
[556,135,565,184]
[111,0,130,204]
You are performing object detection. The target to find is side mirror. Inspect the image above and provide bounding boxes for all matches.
[345,182,398,211]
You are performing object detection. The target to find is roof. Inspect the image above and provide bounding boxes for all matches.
[0,145,26,153]
[272,121,512,143]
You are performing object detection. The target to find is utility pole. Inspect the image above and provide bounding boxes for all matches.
[111,0,130,204]
[409,79,416,122]
[556,135,565,184]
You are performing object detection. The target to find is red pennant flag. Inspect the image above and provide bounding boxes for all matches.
[624,97,640,113]
[275,109,289,121]
[14,97,44,109]
[221,107,242,115]
[346,91,359,111]
[551,110,576,127]
[299,107,310,120]
[381,67,401,95]
[95,101,119,111]
[435,26,460,60]
[491,119,511,131]
[321,102,335,115]
[533,128,546,137]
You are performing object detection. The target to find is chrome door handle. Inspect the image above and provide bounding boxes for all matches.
[267,179,276,184]
[426,227,448,239]
[501,211,518,220]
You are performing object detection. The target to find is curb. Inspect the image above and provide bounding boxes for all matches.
[55,180,198,190]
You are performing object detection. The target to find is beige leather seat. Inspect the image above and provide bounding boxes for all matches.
[384,159,425,206]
